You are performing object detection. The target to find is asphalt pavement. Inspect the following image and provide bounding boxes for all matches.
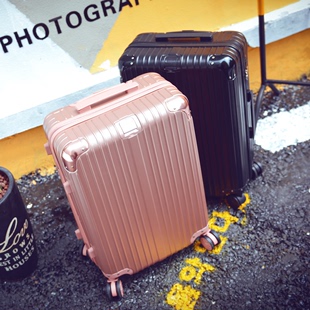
[0,81,309,310]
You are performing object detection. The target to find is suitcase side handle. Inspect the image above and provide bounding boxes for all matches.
[74,81,139,113]
[155,31,213,42]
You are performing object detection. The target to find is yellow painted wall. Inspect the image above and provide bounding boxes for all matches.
[249,28,310,90]
[0,127,55,179]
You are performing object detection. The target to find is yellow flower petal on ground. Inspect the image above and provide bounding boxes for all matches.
[166,283,201,310]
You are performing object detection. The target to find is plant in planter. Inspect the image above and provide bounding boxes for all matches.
[0,171,9,199]
[0,167,38,280]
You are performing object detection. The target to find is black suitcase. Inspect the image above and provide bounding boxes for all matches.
[118,31,262,208]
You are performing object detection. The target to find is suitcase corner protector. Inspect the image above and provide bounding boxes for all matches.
[87,247,95,260]
[75,229,82,240]
[191,225,210,244]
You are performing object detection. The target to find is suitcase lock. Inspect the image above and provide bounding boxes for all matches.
[160,54,181,73]
[115,115,142,139]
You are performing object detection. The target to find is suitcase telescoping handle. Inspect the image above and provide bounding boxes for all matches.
[155,31,213,42]
[74,81,139,113]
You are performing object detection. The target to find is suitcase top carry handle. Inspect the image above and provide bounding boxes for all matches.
[75,81,139,113]
[155,31,213,42]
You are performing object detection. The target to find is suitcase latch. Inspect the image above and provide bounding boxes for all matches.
[115,115,142,139]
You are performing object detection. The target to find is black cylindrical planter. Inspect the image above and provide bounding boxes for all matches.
[0,167,38,280]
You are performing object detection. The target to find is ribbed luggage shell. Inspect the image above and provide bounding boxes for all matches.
[44,73,209,280]
[119,31,255,199]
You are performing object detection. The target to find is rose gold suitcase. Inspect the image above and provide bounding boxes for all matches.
[43,72,220,299]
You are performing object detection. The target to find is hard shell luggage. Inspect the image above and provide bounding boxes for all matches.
[43,72,220,299]
[118,31,263,208]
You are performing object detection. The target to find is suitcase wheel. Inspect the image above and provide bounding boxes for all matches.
[106,279,124,300]
[200,230,221,251]
[251,161,263,180]
[225,194,246,209]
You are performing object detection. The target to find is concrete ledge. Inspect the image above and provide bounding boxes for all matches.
[0,76,119,140]
[221,0,310,47]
